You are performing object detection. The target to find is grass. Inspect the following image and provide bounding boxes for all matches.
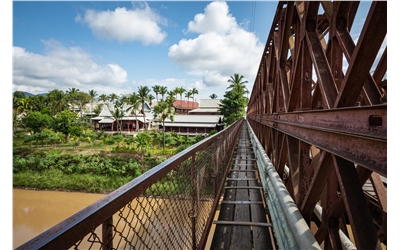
[12,131,196,194]
[13,169,133,194]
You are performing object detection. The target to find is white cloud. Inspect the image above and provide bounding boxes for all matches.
[168,1,263,88]
[12,39,128,95]
[75,3,167,45]
[187,1,238,34]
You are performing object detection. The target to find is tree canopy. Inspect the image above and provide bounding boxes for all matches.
[218,74,248,125]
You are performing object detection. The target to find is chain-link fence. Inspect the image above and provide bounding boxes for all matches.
[17,119,243,250]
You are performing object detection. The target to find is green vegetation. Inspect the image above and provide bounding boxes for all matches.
[218,73,249,125]
[13,127,208,193]
[12,81,240,194]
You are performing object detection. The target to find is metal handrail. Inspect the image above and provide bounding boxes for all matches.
[16,119,244,250]
[246,119,321,250]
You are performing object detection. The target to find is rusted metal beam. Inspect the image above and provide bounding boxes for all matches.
[335,1,387,108]
[305,29,338,109]
[300,150,334,219]
[248,104,387,176]
[333,156,382,249]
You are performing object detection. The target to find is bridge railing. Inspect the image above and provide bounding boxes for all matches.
[16,119,244,250]
[246,120,321,250]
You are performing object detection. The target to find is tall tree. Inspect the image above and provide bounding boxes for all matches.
[66,87,80,111]
[173,87,180,100]
[153,95,176,150]
[152,85,161,102]
[66,87,80,95]
[88,90,98,120]
[52,109,78,142]
[175,87,186,113]
[191,87,198,109]
[22,111,53,134]
[227,73,249,96]
[219,74,249,125]
[16,98,33,115]
[148,94,155,107]
[210,93,218,99]
[185,90,192,103]
[74,92,91,129]
[138,85,151,130]
[98,94,108,108]
[160,86,168,101]
[127,92,141,132]
[108,93,118,103]
[107,101,125,133]
[47,89,66,116]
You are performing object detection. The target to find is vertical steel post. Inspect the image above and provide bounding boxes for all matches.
[190,153,197,250]
[102,216,113,250]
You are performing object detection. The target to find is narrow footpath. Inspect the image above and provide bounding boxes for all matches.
[211,122,276,250]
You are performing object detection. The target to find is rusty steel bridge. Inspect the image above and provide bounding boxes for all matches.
[16,1,387,250]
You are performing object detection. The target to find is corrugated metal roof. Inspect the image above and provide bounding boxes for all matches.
[165,115,222,123]
[173,100,199,109]
[98,117,115,123]
[198,99,221,108]
[189,108,219,113]
[163,123,217,128]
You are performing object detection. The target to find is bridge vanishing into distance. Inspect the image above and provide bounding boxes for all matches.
[17,1,387,249]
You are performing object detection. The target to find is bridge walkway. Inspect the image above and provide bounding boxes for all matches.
[210,122,276,250]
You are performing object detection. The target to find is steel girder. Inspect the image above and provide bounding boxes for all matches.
[246,1,387,249]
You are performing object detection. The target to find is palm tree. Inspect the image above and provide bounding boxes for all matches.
[191,87,198,109]
[173,87,180,99]
[108,101,125,133]
[175,87,186,114]
[227,73,249,96]
[153,95,176,150]
[185,90,192,103]
[66,87,80,95]
[88,90,98,123]
[127,93,141,132]
[152,85,161,102]
[98,94,108,103]
[210,93,218,99]
[74,92,91,127]
[47,89,66,115]
[138,85,151,130]
[66,87,80,110]
[148,94,155,107]
[16,98,33,115]
[160,86,168,101]
[108,93,118,104]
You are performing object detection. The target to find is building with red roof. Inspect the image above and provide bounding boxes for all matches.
[173,100,199,114]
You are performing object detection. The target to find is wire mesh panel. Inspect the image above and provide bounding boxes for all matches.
[17,119,243,250]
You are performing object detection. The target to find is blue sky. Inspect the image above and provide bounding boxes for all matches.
[10,1,383,102]
[5,1,394,247]
[12,1,280,101]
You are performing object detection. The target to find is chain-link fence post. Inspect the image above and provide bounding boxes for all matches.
[102,216,113,250]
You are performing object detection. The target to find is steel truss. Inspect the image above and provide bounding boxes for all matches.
[247,1,387,249]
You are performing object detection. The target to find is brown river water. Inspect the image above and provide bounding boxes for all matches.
[13,189,217,249]
[13,189,105,248]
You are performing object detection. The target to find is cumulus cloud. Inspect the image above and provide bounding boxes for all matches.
[13,39,128,94]
[168,1,264,88]
[187,1,238,34]
[75,3,167,45]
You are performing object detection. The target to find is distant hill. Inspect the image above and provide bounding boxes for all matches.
[13,91,47,97]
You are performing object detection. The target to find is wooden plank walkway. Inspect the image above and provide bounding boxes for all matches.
[211,123,276,250]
